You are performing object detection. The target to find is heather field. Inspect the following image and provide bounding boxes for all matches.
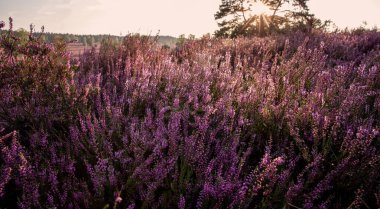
[0,20,380,209]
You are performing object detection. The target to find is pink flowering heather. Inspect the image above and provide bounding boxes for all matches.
[0,21,5,29]
[0,18,379,208]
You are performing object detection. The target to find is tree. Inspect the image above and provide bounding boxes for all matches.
[214,0,327,37]
[16,28,29,44]
[87,36,95,46]
[176,34,186,47]
[214,0,256,38]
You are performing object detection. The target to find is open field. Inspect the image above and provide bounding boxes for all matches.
[67,42,100,58]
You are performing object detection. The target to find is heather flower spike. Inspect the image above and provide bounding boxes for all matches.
[8,17,13,30]
[30,24,34,34]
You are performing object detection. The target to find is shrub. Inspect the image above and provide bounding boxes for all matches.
[1,19,379,208]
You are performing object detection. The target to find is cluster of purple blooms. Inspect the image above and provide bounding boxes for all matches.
[1,18,380,208]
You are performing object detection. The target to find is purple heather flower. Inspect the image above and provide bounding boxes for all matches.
[178,195,185,209]
[126,203,135,209]
[115,196,122,204]
[0,167,12,197]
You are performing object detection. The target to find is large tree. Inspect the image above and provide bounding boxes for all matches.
[214,0,328,37]
[214,0,257,38]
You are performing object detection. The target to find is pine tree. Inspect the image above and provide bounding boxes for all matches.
[214,0,257,38]
[214,0,327,37]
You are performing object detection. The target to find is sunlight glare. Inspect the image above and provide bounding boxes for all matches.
[250,1,272,15]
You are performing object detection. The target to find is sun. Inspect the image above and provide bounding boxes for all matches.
[250,1,272,15]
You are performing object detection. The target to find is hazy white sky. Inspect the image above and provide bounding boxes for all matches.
[0,0,379,37]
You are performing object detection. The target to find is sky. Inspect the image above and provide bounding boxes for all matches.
[0,0,379,37]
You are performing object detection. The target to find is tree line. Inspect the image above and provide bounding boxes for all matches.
[0,28,123,46]
[0,28,179,48]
